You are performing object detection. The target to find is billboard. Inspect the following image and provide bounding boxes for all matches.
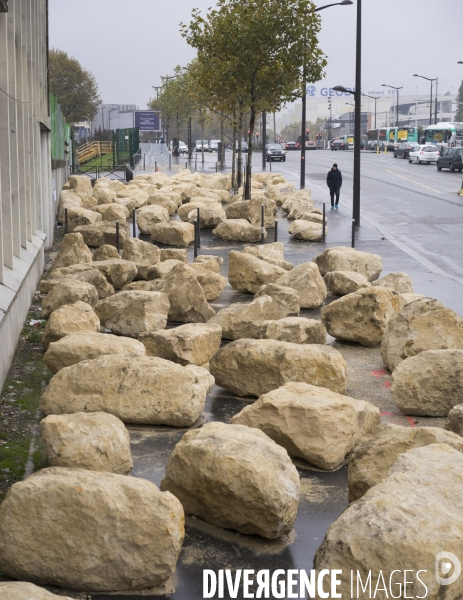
[134,111,161,131]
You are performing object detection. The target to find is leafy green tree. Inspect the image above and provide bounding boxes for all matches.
[49,49,101,123]
[182,0,326,198]
[455,81,463,122]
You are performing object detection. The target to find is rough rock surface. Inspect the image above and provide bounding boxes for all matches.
[313,247,383,281]
[373,271,414,294]
[150,264,216,323]
[160,422,299,539]
[41,269,115,300]
[150,222,195,247]
[92,244,120,261]
[93,185,117,205]
[40,412,133,474]
[95,291,170,337]
[0,467,184,592]
[43,332,146,374]
[321,287,403,347]
[140,323,222,366]
[74,221,130,247]
[41,355,210,426]
[313,444,463,600]
[0,582,74,600]
[189,204,227,228]
[51,233,93,271]
[99,204,128,223]
[91,259,138,289]
[194,271,227,302]
[445,404,463,436]
[188,260,220,274]
[42,279,98,318]
[381,298,463,372]
[57,191,83,223]
[209,295,292,340]
[42,301,100,350]
[260,317,326,345]
[160,248,188,263]
[391,349,463,416]
[225,197,276,228]
[178,201,207,222]
[287,200,316,221]
[232,382,380,470]
[243,242,292,270]
[348,423,463,502]
[136,205,170,234]
[194,254,223,267]
[401,292,425,305]
[264,182,297,205]
[324,270,371,296]
[228,251,285,294]
[147,259,184,280]
[276,262,327,309]
[210,338,347,397]
[288,220,324,242]
[147,192,178,215]
[254,284,300,316]
[212,219,265,243]
[122,238,160,280]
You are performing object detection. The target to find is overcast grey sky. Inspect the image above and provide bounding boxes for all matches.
[49,0,463,109]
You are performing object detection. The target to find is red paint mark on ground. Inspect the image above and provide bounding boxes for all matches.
[407,417,416,428]
[371,369,388,378]
[381,411,398,417]
[383,381,391,389]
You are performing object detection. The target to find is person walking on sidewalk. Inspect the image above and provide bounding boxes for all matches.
[326,163,342,210]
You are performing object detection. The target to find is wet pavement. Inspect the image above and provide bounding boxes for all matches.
[45,153,461,599]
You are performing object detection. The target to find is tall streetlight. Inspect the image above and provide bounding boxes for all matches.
[363,94,380,129]
[382,84,403,127]
[300,0,353,189]
[413,74,437,125]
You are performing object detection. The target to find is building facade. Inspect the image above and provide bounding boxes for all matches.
[0,0,68,390]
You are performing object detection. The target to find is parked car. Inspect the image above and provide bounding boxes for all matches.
[178,141,188,155]
[285,142,298,150]
[437,147,463,172]
[330,138,347,151]
[209,139,220,153]
[195,140,209,152]
[409,145,439,164]
[394,142,417,159]
[306,140,317,150]
[265,143,286,162]
[235,141,249,153]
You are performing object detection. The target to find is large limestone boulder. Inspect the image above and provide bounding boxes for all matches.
[150,264,216,323]
[93,185,116,205]
[188,260,220,274]
[0,467,184,592]
[148,192,178,215]
[401,292,425,305]
[265,182,297,205]
[117,188,149,208]
[51,232,92,271]
[95,291,169,338]
[43,332,146,374]
[260,317,326,345]
[98,203,128,223]
[321,287,403,347]
[313,444,463,599]
[140,323,222,366]
[42,279,98,318]
[210,338,346,397]
[313,246,383,281]
[243,242,293,271]
[147,259,184,280]
[122,238,160,280]
[189,204,227,229]
[348,423,463,502]
[194,271,227,302]
[212,219,265,243]
[391,349,463,416]
[381,298,463,372]
[40,412,133,474]
[324,270,371,296]
[91,258,138,289]
[41,355,211,426]
[69,174,93,195]
[373,271,414,294]
[40,269,115,300]
[194,254,223,267]
[42,301,100,350]
[178,201,207,221]
[446,404,463,436]
[201,174,230,191]
[57,190,83,223]
[92,244,120,261]
[0,581,74,600]
[232,382,380,470]
[136,205,170,234]
[228,251,286,294]
[160,248,188,263]
[288,219,324,242]
[161,422,299,539]
[287,199,316,221]
[276,262,327,309]
[150,222,195,247]
[224,197,276,228]
[254,283,300,316]
[74,221,130,247]
[209,295,292,340]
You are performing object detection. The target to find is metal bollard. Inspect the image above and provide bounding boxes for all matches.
[64,207,68,234]
[116,220,120,254]
[274,219,278,242]
[143,154,145,170]
[351,219,356,249]
[197,207,201,249]
[195,153,197,171]
[261,204,265,245]
[193,219,198,259]
[185,161,188,170]
[216,162,218,173]
[155,160,157,172]
[322,203,326,243]
[169,154,172,170]
[132,209,136,238]
[269,160,272,171]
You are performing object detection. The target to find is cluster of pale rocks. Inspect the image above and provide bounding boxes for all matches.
[2,174,463,598]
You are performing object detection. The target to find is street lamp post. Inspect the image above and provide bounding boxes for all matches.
[414,74,438,125]
[363,94,380,129]
[382,84,403,127]
[299,0,353,189]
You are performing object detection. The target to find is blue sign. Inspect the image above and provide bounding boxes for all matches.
[306,85,317,97]
[135,111,160,131]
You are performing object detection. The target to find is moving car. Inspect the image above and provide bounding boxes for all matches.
[195,140,209,152]
[285,142,298,150]
[393,142,417,159]
[409,145,439,164]
[265,143,286,162]
[306,141,317,150]
[209,140,220,153]
[437,147,463,172]
[330,138,347,151]
[178,141,188,155]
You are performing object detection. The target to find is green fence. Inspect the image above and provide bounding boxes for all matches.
[112,128,140,168]
[49,92,70,160]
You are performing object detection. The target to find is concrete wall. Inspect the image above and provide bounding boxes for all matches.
[0,0,65,391]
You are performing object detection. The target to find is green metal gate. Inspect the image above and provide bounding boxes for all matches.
[112,128,140,168]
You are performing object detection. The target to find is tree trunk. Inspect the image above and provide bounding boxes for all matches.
[220,118,225,169]
[245,106,256,200]
[237,112,243,190]
[201,124,204,165]
[231,111,237,191]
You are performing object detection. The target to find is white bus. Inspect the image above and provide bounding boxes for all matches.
[424,122,463,150]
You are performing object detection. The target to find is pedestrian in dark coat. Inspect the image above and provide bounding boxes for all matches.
[326,163,342,209]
